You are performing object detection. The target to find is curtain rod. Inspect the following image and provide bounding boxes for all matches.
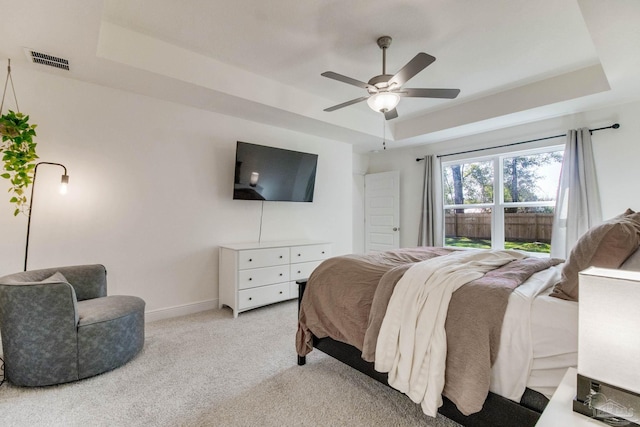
[416,123,620,162]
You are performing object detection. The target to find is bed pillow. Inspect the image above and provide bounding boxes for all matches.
[550,210,640,301]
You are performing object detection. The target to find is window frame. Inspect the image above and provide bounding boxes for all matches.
[441,144,564,253]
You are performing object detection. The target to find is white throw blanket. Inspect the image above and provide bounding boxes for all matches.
[374,250,525,417]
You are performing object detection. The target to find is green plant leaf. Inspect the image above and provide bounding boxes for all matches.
[1,111,38,217]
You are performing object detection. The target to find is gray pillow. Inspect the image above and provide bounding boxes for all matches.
[43,272,79,325]
[44,271,68,283]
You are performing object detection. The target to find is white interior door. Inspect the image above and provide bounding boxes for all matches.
[365,171,400,252]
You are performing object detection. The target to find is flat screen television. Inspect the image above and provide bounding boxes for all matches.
[233,141,318,202]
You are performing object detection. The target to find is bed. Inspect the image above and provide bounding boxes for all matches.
[295,210,640,427]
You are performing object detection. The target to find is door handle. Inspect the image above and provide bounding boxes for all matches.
[393,227,399,231]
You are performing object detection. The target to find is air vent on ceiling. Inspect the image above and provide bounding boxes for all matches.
[23,48,70,71]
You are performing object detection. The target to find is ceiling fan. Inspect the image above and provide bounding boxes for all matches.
[322,36,460,120]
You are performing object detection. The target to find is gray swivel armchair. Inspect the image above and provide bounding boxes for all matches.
[0,264,145,387]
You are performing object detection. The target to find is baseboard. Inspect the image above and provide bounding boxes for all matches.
[145,299,218,323]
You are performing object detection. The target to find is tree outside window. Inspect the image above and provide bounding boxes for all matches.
[442,147,563,254]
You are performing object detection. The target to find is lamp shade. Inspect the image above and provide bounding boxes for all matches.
[60,174,69,195]
[578,267,640,394]
[367,92,400,113]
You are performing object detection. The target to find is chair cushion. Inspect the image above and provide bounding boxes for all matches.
[77,295,145,326]
[77,295,145,379]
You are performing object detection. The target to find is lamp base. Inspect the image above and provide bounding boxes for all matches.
[573,373,640,426]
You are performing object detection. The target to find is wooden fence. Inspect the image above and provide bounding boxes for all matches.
[445,213,553,243]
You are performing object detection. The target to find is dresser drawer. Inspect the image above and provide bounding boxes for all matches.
[238,265,289,290]
[238,282,290,310]
[290,244,331,263]
[290,260,322,281]
[238,247,290,269]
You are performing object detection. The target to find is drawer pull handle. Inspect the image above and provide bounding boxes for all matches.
[297,271,301,274]
[298,254,301,256]
[249,258,252,262]
[249,278,252,281]
[279,273,283,276]
[322,251,325,254]
[248,297,252,301]
[279,291,283,294]
[279,255,283,258]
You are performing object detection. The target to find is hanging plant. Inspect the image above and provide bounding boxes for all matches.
[0,110,38,216]
[0,59,39,216]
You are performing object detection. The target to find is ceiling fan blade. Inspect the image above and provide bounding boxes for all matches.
[384,108,398,120]
[388,53,436,87]
[399,88,460,99]
[324,96,370,112]
[321,71,374,90]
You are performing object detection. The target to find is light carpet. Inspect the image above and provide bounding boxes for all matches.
[0,300,461,426]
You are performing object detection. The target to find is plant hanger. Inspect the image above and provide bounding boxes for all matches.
[1,58,20,115]
[0,58,40,216]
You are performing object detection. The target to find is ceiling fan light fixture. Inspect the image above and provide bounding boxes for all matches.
[321,36,458,120]
[367,92,400,113]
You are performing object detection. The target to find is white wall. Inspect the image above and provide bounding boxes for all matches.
[365,99,640,248]
[0,67,353,319]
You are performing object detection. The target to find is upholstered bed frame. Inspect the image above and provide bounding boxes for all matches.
[296,280,548,427]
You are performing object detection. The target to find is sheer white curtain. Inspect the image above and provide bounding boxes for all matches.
[550,128,602,259]
[418,155,444,246]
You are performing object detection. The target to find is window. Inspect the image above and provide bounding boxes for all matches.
[442,146,563,254]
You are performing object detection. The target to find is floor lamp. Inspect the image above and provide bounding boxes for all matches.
[24,161,69,271]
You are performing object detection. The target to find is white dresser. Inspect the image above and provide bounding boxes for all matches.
[219,240,332,317]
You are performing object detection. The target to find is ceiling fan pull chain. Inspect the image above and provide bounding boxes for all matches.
[383,117,387,150]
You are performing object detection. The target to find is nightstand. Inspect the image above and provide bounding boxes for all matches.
[535,368,603,426]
